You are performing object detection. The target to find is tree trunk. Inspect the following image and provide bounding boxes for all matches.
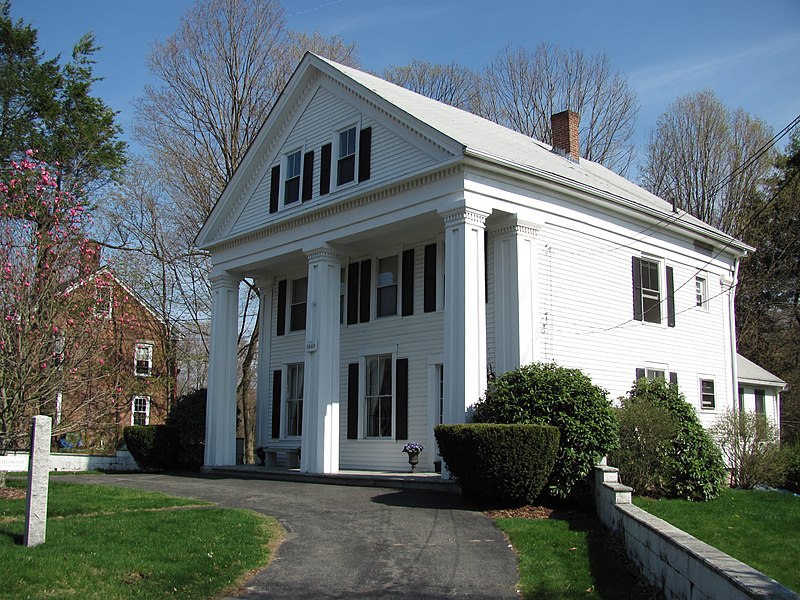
[237,318,259,464]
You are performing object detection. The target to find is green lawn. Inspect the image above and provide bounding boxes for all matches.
[0,478,281,599]
[635,488,800,592]
[496,512,659,599]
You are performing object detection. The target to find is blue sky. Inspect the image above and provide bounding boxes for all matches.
[10,0,800,174]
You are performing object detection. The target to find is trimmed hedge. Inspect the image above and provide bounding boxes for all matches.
[434,423,559,506]
[123,425,177,470]
[473,362,618,500]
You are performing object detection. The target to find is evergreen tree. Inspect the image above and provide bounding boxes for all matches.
[0,2,125,196]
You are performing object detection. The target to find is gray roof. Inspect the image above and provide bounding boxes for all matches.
[737,354,786,388]
[317,55,750,252]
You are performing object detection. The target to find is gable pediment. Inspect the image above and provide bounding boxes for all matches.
[197,56,462,248]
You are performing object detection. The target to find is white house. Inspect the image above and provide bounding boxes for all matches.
[737,353,786,430]
[196,53,755,474]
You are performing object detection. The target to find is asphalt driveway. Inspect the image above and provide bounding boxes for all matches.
[74,473,519,599]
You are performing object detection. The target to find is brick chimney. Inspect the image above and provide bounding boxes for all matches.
[551,110,580,162]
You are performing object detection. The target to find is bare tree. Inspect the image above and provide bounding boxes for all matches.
[382,60,481,111]
[640,89,774,234]
[133,0,360,463]
[477,43,639,174]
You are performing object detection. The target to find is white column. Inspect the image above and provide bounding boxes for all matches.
[441,208,489,424]
[205,273,240,467]
[301,248,343,474]
[254,279,274,448]
[492,217,541,374]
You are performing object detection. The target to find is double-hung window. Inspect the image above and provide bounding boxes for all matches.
[132,396,150,426]
[700,378,715,409]
[754,389,766,415]
[365,354,392,437]
[135,343,153,377]
[94,284,112,319]
[376,255,398,317]
[695,276,708,309]
[290,277,308,332]
[284,150,302,205]
[337,126,357,185]
[286,363,304,437]
[639,258,661,323]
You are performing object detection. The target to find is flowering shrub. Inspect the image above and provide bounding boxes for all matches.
[402,442,424,454]
[0,151,137,450]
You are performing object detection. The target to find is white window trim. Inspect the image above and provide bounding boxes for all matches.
[134,342,154,377]
[289,275,308,332]
[644,363,669,381]
[94,284,112,319]
[699,376,716,410]
[695,275,709,311]
[359,348,397,440]
[638,255,666,326]
[131,395,151,426]
[282,148,303,208]
[284,362,305,438]
[333,122,360,191]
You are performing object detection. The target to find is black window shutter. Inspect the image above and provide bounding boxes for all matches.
[347,262,359,325]
[635,368,645,381]
[358,126,372,182]
[271,369,282,438]
[347,363,359,439]
[666,266,675,327]
[269,165,280,214]
[302,150,314,202]
[320,143,331,195]
[276,279,287,336]
[669,371,678,386]
[402,249,414,317]
[423,243,437,313]
[359,258,371,323]
[632,256,643,321]
[395,358,408,440]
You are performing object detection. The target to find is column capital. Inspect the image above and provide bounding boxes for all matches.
[439,207,490,229]
[489,216,542,238]
[209,272,241,289]
[305,246,345,264]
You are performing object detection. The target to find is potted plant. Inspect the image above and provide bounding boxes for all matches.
[402,442,424,472]
[255,446,266,466]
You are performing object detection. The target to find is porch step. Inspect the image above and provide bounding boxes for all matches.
[203,465,460,494]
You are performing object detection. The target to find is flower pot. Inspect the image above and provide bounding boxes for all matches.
[407,452,420,472]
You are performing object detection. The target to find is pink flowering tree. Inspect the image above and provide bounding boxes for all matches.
[0,152,131,450]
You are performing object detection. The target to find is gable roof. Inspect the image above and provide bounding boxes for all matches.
[737,354,787,389]
[197,53,752,255]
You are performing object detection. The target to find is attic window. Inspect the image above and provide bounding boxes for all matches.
[285,151,301,205]
[337,127,357,185]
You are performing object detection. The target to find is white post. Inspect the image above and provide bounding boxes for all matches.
[441,208,489,424]
[205,273,240,467]
[301,248,343,473]
[254,279,274,449]
[24,415,51,547]
[491,217,540,374]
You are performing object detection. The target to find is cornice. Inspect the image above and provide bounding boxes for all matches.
[206,164,462,253]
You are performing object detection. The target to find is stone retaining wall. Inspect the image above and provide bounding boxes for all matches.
[594,465,798,600]
[0,450,137,472]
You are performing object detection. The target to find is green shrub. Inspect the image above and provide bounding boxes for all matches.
[434,423,559,506]
[167,388,207,470]
[617,378,725,501]
[608,396,678,496]
[782,443,800,493]
[473,362,618,499]
[710,409,786,488]
[123,425,177,470]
